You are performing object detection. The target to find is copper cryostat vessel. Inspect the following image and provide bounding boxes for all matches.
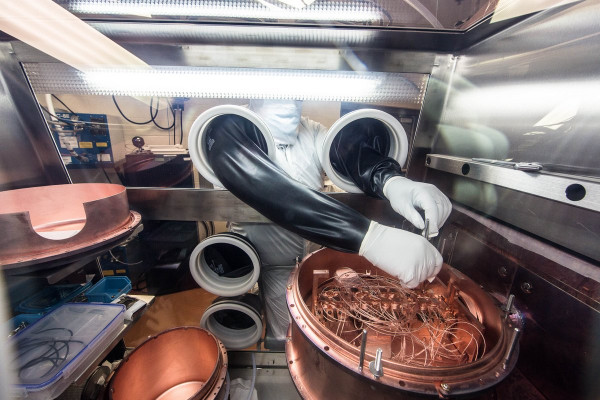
[286,248,521,399]
[109,327,228,400]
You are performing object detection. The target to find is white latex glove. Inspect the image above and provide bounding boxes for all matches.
[383,176,452,238]
[359,221,443,288]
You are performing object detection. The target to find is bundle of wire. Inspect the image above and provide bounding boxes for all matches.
[14,328,83,380]
[312,270,486,367]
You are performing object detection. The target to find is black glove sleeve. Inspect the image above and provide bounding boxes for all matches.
[329,118,403,199]
[205,114,371,253]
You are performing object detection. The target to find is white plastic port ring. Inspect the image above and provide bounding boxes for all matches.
[188,105,275,188]
[189,233,261,297]
[319,109,408,193]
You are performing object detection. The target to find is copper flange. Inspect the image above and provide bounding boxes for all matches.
[0,183,141,268]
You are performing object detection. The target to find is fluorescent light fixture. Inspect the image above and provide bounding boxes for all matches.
[60,0,385,23]
[0,0,147,72]
[90,23,378,47]
[24,63,427,104]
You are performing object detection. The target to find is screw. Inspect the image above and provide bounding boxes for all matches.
[369,348,384,378]
[521,282,533,294]
[358,329,368,372]
[440,383,450,392]
[503,294,515,314]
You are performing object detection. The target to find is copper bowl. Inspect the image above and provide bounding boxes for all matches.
[109,327,228,400]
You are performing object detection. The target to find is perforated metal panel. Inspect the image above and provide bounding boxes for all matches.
[23,63,428,105]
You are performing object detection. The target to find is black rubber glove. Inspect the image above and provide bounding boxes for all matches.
[205,114,371,253]
[329,118,403,199]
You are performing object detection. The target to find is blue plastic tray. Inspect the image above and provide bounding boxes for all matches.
[17,282,92,314]
[85,277,132,303]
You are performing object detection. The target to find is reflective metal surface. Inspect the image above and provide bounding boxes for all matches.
[0,183,141,268]
[126,188,405,225]
[409,1,600,262]
[227,351,301,400]
[0,42,68,191]
[438,205,600,400]
[406,53,456,179]
[437,1,600,176]
[426,154,600,213]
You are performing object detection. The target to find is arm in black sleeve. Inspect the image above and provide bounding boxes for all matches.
[205,114,371,253]
[329,118,403,199]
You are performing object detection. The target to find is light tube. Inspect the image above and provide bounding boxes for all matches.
[60,0,385,23]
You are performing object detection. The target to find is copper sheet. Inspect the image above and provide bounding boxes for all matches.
[0,183,141,268]
[109,327,228,400]
[286,248,521,398]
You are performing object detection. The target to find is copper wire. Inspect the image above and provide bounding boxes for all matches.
[311,271,486,367]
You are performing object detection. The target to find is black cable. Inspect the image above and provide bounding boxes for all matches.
[40,106,75,126]
[149,97,175,130]
[16,328,84,380]
[112,95,155,125]
[51,94,75,114]
[37,328,75,335]
[179,106,184,145]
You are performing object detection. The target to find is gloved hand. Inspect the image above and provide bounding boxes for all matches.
[383,176,452,238]
[359,221,443,288]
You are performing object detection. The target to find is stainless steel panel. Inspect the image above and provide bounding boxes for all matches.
[409,1,600,261]
[426,154,600,213]
[406,53,456,179]
[228,352,301,400]
[126,188,404,225]
[0,43,69,190]
[437,1,600,176]
[438,205,600,400]
[427,167,600,262]
[441,205,600,308]
[512,267,600,400]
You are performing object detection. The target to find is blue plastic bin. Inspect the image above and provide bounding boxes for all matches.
[17,282,92,314]
[86,277,132,303]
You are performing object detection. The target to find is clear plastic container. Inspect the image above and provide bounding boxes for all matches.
[11,303,125,400]
[85,277,132,303]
